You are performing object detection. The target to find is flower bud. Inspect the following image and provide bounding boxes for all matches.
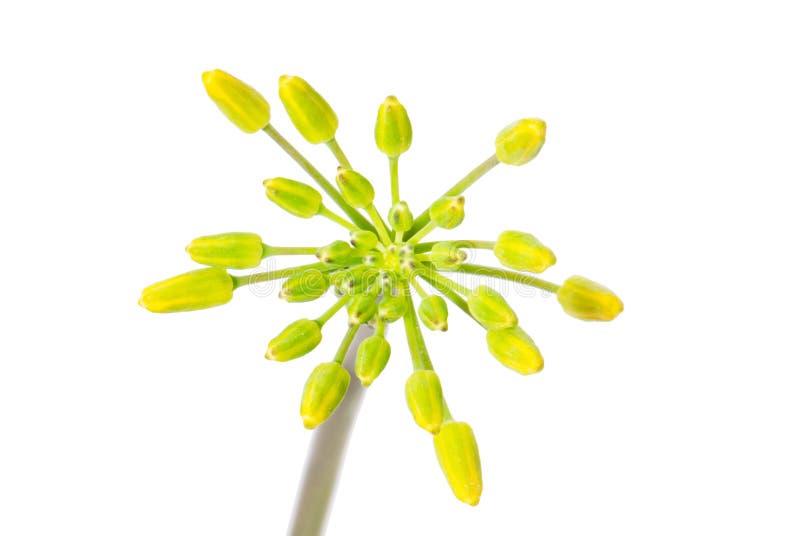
[486,326,544,375]
[336,168,375,209]
[418,295,448,332]
[355,336,391,387]
[266,319,322,362]
[316,240,353,264]
[300,362,351,429]
[378,294,407,323]
[280,271,330,303]
[494,118,546,166]
[201,69,271,133]
[375,95,413,157]
[330,265,366,296]
[430,242,467,271]
[185,232,264,269]
[263,178,322,219]
[429,196,465,230]
[493,230,556,273]
[139,268,234,313]
[557,276,624,321]
[388,201,413,233]
[433,421,482,506]
[278,75,338,144]
[348,294,378,325]
[349,230,378,251]
[467,285,518,330]
[405,370,444,434]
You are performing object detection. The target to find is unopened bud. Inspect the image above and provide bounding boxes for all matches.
[486,326,544,375]
[433,421,482,506]
[349,230,378,251]
[300,362,351,429]
[139,268,233,313]
[430,242,467,271]
[280,271,330,303]
[468,285,518,330]
[418,295,448,332]
[495,118,546,166]
[316,240,353,264]
[557,276,624,321]
[263,178,322,219]
[202,69,271,133]
[429,196,465,230]
[185,232,263,269]
[266,319,322,362]
[494,230,555,273]
[278,75,338,144]
[405,370,444,434]
[336,168,375,209]
[355,336,391,386]
[378,294,407,323]
[388,201,413,233]
[375,95,412,157]
[348,294,378,325]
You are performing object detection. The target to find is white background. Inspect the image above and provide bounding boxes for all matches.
[2,1,799,534]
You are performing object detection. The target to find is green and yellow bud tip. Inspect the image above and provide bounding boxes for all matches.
[278,75,338,144]
[418,295,449,332]
[300,362,351,429]
[377,294,407,323]
[434,421,482,506]
[336,168,375,209]
[431,241,467,271]
[405,370,444,434]
[266,319,323,362]
[494,230,556,274]
[486,326,544,375]
[375,95,413,158]
[388,201,413,233]
[263,178,323,219]
[316,240,353,264]
[355,335,391,387]
[139,267,233,313]
[557,276,624,322]
[202,69,270,134]
[348,294,378,326]
[350,230,379,251]
[468,285,518,330]
[186,232,264,270]
[429,196,465,230]
[495,118,546,166]
[280,271,330,303]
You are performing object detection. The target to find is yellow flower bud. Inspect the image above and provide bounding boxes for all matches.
[433,421,482,506]
[280,271,330,303]
[557,276,624,321]
[494,118,546,166]
[349,230,378,251]
[300,362,351,429]
[263,178,322,219]
[266,319,322,362]
[468,285,518,330]
[405,370,444,434]
[336,168,375,209]
[185,232,264,269]
[375,95,412,157]
[418,295,448,332]
[429,196,465,230]
[378,294,407,323]
[278,75,338,144]
[139,268,233,313]
[430,241,467,271]
[316,240,353,265]
[201,69,271,133]
[355,336,391,387]
[348,294,378,325]
[388,201,413,233]
[493,230,556,273]
[486,326,544,375]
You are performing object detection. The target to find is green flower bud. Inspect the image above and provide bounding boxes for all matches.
[557,276,624,321]
[378,294,407,323]
[201,69,271,134]
[300,362,351,429]
[263,178,322,219]
[430,241,467,271]
[375,95,413,157]
[405,370,444,434]
[185,232,264,269]
[494,118,547,166]
[139,267,233,313]
[349,230,379,251]
[336,168,375,209]
[468,285,518,330]
[494,230,556,273]
[388,201,413,233]
[278,75,338,144]
[266,319,322,362]
[433,421,482,506]
[363,250,384,267]
[316,240,353,264]
[355,336,391,387]
[348,294,378,325]
[418,295,449,332]
[280,271,330,303]
[429,196,465,230]
[486,326,544,375]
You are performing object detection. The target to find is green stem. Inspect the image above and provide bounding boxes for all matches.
[365,204,392,245]
[389,156,399,205]
[333,325,359,364]
[451,240,495,250]
[232,262,330,288]
[404,154,499,239]
[263,125,374,232]
[418,272,473,319]
[326,137,352,169]
[263,245,319,257]
[455,263,561,293]
[400,280,434,371]
[375,319,386,338]
[407,220,437,245]
[318,205,359,231]
[418,264,471,296]
[315,293,351,326]
[409,276,429,298]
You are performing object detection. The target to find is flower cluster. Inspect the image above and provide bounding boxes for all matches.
[140,70,624,506]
